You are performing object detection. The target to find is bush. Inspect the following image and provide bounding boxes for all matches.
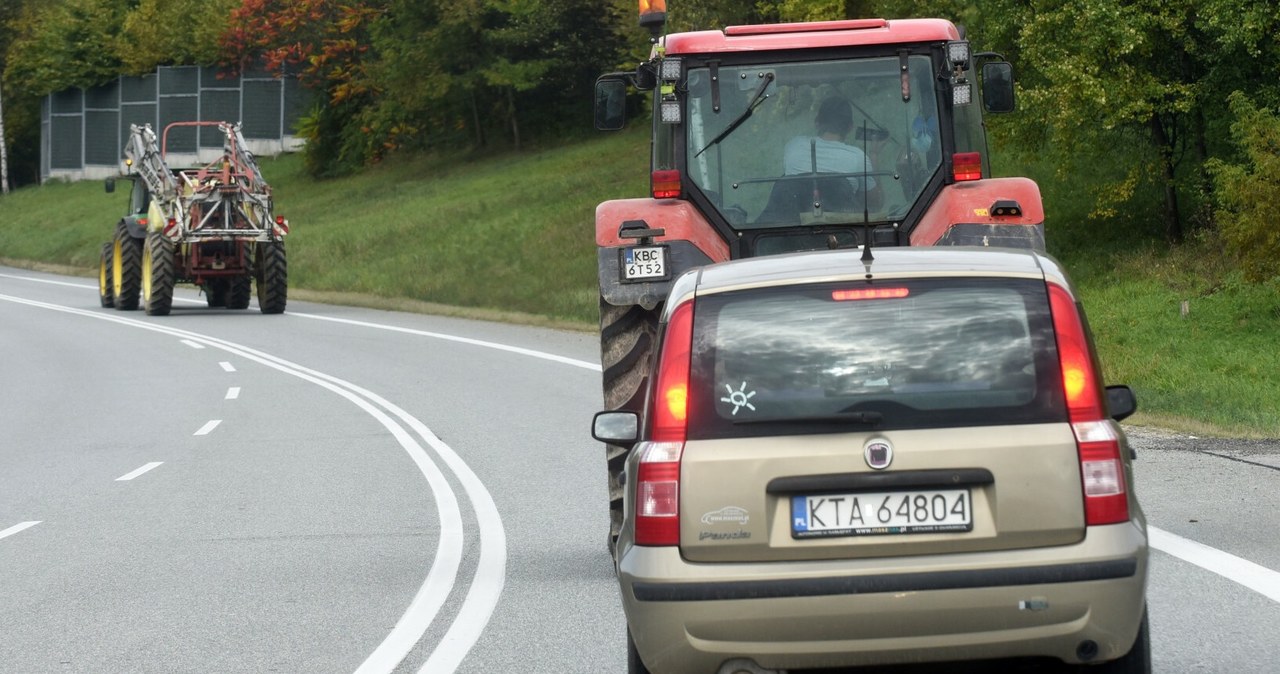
[1209,92,1280,283]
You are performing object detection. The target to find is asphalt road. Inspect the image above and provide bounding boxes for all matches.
[1,266,1277,673]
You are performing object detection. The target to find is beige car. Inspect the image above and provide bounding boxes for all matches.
[592,247,1148,674]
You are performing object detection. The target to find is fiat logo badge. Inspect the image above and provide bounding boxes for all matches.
[865,440,893,470]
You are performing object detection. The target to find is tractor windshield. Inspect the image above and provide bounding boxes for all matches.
[684,55,942,230]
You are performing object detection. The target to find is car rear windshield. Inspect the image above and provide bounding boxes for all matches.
[687,277,1067,438]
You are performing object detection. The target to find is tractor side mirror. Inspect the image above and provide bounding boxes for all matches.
[105,178,116,193]
[981,62,1016,114]
[594,77,628,131]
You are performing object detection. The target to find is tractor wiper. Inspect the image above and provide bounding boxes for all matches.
[732,410,884,426]
[694,72,775,158]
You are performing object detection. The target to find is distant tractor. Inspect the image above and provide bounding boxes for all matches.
[99,122,289,315]
[592,2,1044,547]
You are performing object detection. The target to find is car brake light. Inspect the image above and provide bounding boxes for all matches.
[1049,283,1128,525]
[952,152,982,181]
[652,169,681,199]
[635,300,693,546]
[832,287,909,301]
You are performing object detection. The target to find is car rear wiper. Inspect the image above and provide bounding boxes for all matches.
[694,72,775,158]
[732,410,884,426]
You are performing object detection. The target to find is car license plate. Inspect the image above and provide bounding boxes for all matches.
[791,489,972,538]
[621,246,668,281]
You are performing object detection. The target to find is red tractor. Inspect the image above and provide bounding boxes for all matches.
[593,3,1043,548]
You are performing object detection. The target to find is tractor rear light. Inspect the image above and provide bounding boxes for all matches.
[274,215,290,235]
[137,218,148,226]
[638,0,666,32]
[652,169,681,199]
[952,152,982,181]
[634,441,683,546]
[163,218,179,238]
[1049,283,1129,525]
[832,287,909,301]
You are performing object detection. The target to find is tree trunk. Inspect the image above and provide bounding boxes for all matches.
[469,89,485,148]
[0,80,10,195]
[507,87,520,152]
[1150,116,1183,244]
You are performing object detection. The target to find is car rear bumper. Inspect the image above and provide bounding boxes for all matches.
[618,521,1148,673]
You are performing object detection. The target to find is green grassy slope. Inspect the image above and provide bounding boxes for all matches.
[1,128,1276,436]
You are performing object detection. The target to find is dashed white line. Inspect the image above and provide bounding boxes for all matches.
[115,462,164,481]
[1149,526,1280,604]
[219,361,236,372]
[0,521,42,541]
[194,420,222,436]
[226,387,241,400]
[180,339,205,349]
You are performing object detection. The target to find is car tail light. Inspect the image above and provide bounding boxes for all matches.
[952,152,982,181]
[652,170,681,199]
[1049,284,1129,525]
[636,300,694,546]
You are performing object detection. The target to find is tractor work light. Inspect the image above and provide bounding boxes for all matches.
[947,41,971,70]
[952,80,973,106]
[659,57,682,82]
[661,99,682,124]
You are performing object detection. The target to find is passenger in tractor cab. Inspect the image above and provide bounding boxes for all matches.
[780,96,884,213]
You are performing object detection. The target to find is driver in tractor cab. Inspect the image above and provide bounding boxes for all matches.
[774,96,884,217]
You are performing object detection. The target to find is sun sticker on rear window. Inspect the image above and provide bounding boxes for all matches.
[720,382,757,415]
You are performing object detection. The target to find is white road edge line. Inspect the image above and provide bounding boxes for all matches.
[219,361,237,372]
[0,521,42,541]
[0,273,204,304]
[194,420,222,436]
[0,291,477,674]
[1149,525,1280,604]
[181,339,205,349]
[226,387,241,400]
[292,312,602,372]
[116,462,164,481]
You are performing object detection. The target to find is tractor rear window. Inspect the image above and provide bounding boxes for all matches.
[686,278,1066,438]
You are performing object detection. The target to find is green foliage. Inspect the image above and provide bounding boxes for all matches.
[1208,93,1280,282]
[118,0,238,74]
[4,0,131,95]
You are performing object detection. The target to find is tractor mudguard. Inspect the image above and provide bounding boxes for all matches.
[122,216,147,240]
[910,177,1045,251]
[597,198,731,309]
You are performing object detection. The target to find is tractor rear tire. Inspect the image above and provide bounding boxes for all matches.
[205,279,229,308]
[98,243,115,308]
[256,241,287,315]
[227,275,252,310]
[599,298,661,555]
[142,231,175,316]
[112,221,142,310]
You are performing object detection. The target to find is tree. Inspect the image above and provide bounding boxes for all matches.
[1209,93,1280,282]
[118,0,239,74]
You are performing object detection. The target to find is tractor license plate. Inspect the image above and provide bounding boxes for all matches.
[791,489,972,539]
[620,246,669,282]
